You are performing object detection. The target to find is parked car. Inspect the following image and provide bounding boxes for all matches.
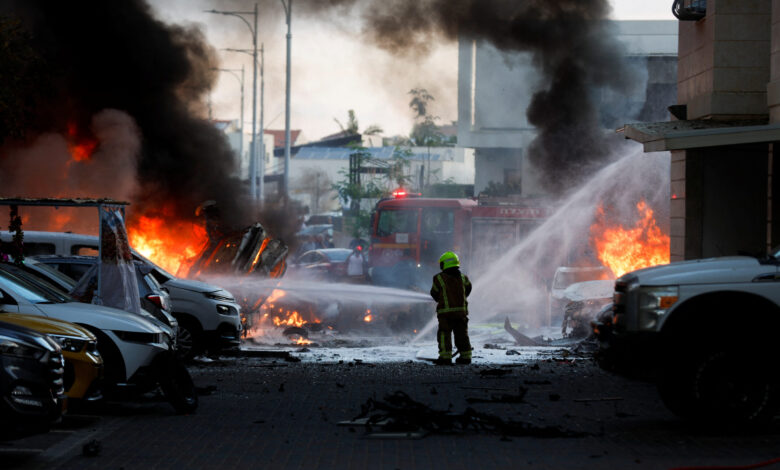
[592,252,780,427]
[287,248,353,281]
[0,263,197,413]
[29,256,180,351]
[0,313,102,402]
[1,231,243,357]
[0,320,65,440]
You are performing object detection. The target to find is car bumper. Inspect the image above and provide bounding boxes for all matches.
[592,320,661,378]
[63,351,103,400]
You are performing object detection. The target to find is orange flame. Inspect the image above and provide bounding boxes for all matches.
[66,122,98,161]
[127,215,208,275]
[273,311,306,327]
[591,200,669,278]
[363,314,373,323]
[293,337,312,345]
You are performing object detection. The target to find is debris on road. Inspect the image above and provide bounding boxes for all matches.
[349,391,585,439]
[466,386,527,404]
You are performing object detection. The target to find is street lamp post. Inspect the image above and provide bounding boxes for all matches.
[281,0,292,200]
[213,67,245,175]
[206,4,260,201]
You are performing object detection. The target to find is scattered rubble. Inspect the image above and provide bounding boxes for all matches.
[347,391,585,439]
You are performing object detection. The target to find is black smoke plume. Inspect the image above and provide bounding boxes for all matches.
[290,0,633,194]
[0,0,253,230]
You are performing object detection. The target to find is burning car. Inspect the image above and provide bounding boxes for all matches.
[548,266,612,324]
[559,279,613,338]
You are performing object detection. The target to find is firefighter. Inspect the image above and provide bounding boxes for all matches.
[430,251,473,365]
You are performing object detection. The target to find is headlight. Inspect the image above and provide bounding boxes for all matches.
[216,304,238,315]
[0,337,45,360]
[637,286,679,330]
[49,335,88,353]
[113,331,165,345]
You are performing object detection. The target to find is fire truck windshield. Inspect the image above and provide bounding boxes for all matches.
[376,210,417,236]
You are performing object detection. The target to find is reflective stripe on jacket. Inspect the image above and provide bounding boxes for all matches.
[430,269,472,315]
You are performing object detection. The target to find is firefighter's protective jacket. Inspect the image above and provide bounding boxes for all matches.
[430,268,472,315]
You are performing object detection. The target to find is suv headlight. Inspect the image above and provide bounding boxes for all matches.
[49,335,87,353]
[637,286,679,330]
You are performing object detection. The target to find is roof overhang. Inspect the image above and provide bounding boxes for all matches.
[620,119,780,152]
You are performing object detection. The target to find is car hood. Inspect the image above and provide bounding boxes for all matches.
[163,276,223,294]
[563,280,614,302]
[621,257,776,286]
[35,302,164,334]
[0,313,96,339]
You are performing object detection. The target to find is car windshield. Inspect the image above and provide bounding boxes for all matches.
[323,249,352,262]
[376,209,417,236]
[25,260,77,291]
[0,264,69,304]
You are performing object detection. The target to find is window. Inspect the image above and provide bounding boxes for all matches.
[376,210,418,236]
[72,245,98,256]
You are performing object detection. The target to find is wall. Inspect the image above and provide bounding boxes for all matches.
[678,0,771,119]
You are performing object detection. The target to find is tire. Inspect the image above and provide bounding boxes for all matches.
[159,355,198,415]
[658,346,778,428]
[175,318,202,360]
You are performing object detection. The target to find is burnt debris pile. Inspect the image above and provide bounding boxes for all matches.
[350,390,584,438]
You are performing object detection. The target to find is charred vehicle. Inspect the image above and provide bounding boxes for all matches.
[593,252,780,427]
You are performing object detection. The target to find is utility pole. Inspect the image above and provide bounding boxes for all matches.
[281,0,292,200]
[258,44,265,201]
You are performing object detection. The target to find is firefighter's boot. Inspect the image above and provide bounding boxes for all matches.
[455,350,472,365]
[434,357,452,366]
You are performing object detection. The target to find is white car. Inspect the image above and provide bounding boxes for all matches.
[0,263,197,413]
[1,231,243,356]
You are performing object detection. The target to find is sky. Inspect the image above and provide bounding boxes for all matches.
[148,1,675,144]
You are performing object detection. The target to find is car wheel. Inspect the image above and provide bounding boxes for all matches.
[176,319,202,360]
[158,355,198,415]
[658,346,778,427]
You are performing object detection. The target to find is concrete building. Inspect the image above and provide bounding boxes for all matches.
[458,20,678,196]
[624,0,780,261]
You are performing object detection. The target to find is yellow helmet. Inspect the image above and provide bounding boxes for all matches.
[439,251,460,270]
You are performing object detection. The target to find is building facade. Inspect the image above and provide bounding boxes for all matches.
[457,20,678,196]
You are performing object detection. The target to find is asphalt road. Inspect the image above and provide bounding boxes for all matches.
[4,351,780,470]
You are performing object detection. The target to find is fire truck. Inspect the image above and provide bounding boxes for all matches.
[368,191,550,289]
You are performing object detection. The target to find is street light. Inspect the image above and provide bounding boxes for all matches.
[222,47,265,202]
[281,0,292,200]
[212,66,245,175]
[205,4,260,201]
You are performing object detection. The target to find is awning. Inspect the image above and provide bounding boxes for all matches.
[620,119,779,152]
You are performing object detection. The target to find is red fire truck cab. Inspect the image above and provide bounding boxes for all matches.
[369,193,549,289]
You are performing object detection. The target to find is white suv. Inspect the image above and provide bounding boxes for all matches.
[1,231,243,356]
[594,253,780,427]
